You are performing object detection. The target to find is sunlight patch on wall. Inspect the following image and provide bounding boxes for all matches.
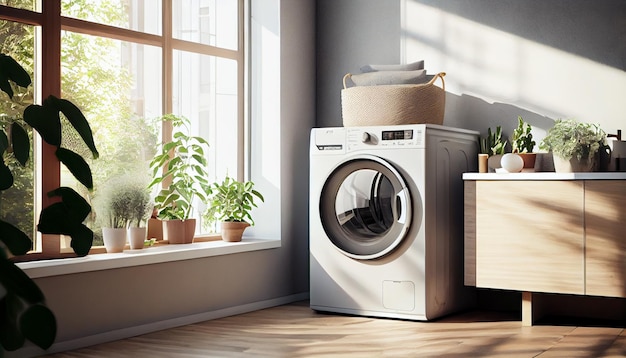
[401,1,626,132]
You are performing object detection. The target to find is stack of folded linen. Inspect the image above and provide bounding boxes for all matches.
[343,60,428,88]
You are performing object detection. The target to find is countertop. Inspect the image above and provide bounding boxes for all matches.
[463,172,626,180]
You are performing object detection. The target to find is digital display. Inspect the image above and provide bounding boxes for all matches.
[382,130,413,141]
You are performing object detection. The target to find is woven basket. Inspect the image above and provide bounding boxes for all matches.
[341,72,446,127]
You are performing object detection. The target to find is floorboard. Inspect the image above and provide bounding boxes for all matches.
[43,301,626,357]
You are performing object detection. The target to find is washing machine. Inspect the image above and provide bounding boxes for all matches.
[310,124,479,321]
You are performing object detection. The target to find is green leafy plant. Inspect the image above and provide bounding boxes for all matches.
[511,116,535,153]
[479,126,507,156]
[539,119,606,162]
[148,114,211,220]
[202,176,264,227]
[0,54,98,352]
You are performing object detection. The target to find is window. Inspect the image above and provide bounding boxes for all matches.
[0,0,245,257]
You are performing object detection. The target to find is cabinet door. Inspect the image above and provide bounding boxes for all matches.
[475,181,584,294]
[585,181,626,298]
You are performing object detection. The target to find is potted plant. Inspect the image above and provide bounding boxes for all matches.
[148,114,211,244]
[511,116,537,170]
[539,118,607,172]
[202,176,264,242]
[123,176,152,249]
[0,54,98,352]
[479,126,507,172]
[94,176,131,253]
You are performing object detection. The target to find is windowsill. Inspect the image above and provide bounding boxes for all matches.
[17,238,281,279]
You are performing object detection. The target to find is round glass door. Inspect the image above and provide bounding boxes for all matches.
[320,155,412,260]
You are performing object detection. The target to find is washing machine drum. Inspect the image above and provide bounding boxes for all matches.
[319,155,412,260]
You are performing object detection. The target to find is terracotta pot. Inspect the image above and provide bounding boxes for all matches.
[517,153,537,170]
[147,217,163,241]
[162,219,196,244]
[102,227,127,253]
[128,227,146,249]
[221,221,250,242]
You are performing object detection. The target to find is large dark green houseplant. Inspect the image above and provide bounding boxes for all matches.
[0,54,98,353]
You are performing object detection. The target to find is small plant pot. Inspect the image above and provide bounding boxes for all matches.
[553,154,596,173]
[102,227,127,253]
[478,154,488,173]
[221,222,250,242]
[128,227,147,250]
[147,217,163,241]
[163,219,196,244]
[517,153,537,170]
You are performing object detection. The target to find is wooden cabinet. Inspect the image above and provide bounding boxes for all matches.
[465,179,626,298]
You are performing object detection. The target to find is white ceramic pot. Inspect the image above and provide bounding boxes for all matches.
[552,154,596,173]
[128,227,146,250]
[102,227,127,253]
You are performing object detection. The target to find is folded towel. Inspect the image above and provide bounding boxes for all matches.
[345,69,428,88]
[360,60,425,73]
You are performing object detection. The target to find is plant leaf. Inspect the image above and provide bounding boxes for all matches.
[58,98,99,159]
[0,295,26,351]
[0,257,44,304]
[55,147,93,189]
[47,187,92,223]
[11,123,30,166]
[23,103,61,146]
[0,219,32,256]
[0,54,31,88]
[20,304,56,349]
[69,224,93,257]
[0,71,14,99]
[0,160,14,190]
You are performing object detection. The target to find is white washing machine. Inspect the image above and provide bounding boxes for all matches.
[310,124,479,321]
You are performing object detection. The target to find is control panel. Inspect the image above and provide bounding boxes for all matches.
[346,127,425,151]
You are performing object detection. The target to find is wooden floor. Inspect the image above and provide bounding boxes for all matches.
[44,301,626,357]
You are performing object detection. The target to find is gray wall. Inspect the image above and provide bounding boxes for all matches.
[317,0,626,147]
[23,0,316,355]
[316,0,402,128]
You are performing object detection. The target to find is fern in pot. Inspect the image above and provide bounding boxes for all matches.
[539,118,607,172]
[202,176,264,242]
[148,114,211,244]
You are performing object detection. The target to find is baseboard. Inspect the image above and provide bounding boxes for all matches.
[12,292,309,358]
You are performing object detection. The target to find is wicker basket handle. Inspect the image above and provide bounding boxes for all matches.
[343,73,353,89]
[429,72,446,91]
[342,71,446,90]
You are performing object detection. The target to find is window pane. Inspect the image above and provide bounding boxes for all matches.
[172,0,238,50]
[61,31,162,246]
[172,50,238,233]
[61,0,162,35]
[0,0,36,11]
[0,20,36,249]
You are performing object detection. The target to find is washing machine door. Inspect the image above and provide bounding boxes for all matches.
[319,154,412,260]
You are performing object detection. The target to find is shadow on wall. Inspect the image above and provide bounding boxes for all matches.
[443,91,554,147]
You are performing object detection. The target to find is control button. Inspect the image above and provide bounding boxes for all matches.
[362,132,371,143]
